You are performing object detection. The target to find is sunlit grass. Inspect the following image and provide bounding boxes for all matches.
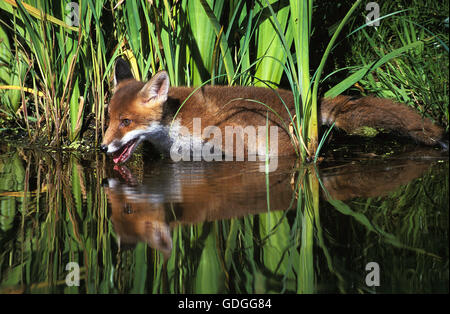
[1,0,448,159]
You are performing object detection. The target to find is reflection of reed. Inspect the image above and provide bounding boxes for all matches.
[0,144,447,293]
[0,146,109,293]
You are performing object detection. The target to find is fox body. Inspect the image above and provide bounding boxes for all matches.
[101,59,446,163]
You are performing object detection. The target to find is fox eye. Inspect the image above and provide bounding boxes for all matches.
[121,118,132,127]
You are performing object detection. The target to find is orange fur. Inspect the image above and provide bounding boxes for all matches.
[101,60,445,163]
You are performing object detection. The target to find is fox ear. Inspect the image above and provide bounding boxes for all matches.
[114,58,134,87]
[139,71,170,104]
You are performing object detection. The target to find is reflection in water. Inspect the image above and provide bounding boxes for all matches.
[0,143,448,293]
[103,149,446,257]
[321,153,441,200]
[104,159,296,258]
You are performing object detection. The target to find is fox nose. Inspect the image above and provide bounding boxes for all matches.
[100,144,108,153]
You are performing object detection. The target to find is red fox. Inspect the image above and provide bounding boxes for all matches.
[100,58,446,163]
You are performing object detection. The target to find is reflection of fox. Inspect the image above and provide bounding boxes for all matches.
[103,160,295,256]
[106,179,173,258]
[103,152,439,257]
[101,58,446,163]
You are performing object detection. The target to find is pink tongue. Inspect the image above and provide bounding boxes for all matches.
[113,153,125,164]
[113,141,135,164]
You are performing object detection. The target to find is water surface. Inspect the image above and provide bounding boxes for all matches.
[0,143,448,293]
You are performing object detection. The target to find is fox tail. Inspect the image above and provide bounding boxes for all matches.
[320,95,447,149]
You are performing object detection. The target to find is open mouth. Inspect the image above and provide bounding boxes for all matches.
[112,139,139,164]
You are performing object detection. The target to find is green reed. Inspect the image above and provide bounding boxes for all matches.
[343,0,449,128]
[1,0,447,159]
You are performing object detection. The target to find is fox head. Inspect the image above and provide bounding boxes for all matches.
[104,177,173,258]
[101,58,170,163]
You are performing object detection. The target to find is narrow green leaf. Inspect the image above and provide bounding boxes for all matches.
[325,41,424,98]
[199,0,235,84]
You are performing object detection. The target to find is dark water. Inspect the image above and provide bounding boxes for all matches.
[0,143,448,293]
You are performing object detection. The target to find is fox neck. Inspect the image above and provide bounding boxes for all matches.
[142,96,196,155]
[142,121,176,154]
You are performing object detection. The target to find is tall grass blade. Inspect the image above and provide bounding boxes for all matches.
[311,0,362,159]
[3,0,78,31]
[199,0,234,84]
[325,41,424,98]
